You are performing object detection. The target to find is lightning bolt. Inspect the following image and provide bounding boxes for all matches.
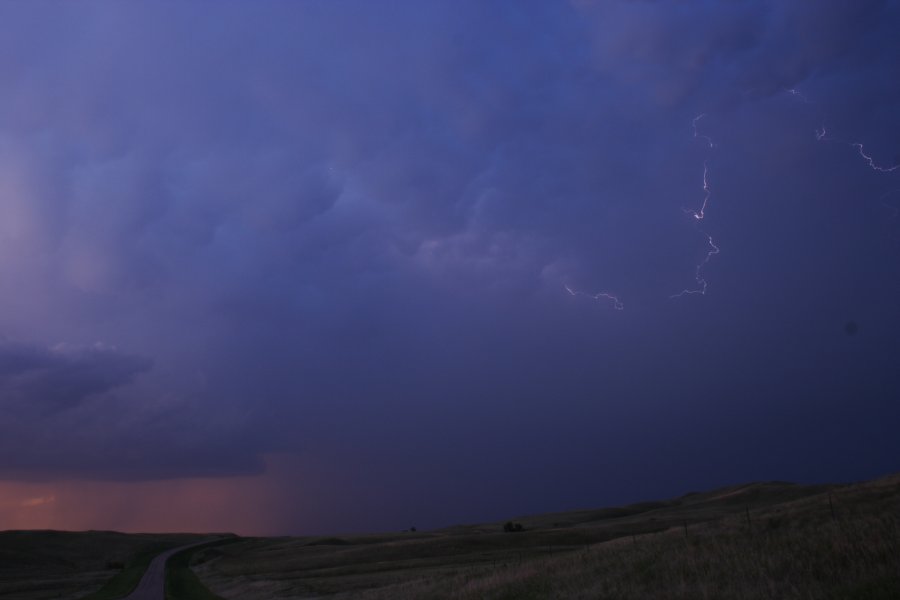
[565,284,624,310]
[692,113,715,149]
[670,234,720,298]
[672,116,720,299]
[785,87,811,104]
[683,160,711,221]
[812,121,899,173]
[852,143,900,173]
[676,90,897,304]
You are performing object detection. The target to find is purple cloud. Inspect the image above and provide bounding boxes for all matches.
[0,1,897,532]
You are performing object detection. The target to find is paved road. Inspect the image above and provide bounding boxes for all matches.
[124,540,212,600]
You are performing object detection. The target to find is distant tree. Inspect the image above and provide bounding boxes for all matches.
[503,521,524,533]
[410,526,417,532]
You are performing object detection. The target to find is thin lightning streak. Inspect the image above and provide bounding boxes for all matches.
[565,284,624,310]
[670,234,720,298]
[683,160,711,221]
[813,123,899,173]
[673,115,720,299]
[852,143,900,173]
[785,87,811,103]
[692,113,715,149]
[799,92,900,256]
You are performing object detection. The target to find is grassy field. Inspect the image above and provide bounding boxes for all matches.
[0,530,209,600]
[82,540,184,600]
[2,473,897,599]
[166,538,242,600]
[193,473,900,599]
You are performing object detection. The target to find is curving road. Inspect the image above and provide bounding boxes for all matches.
[123,541,211,600]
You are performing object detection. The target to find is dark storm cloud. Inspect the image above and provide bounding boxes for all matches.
[0,341,151,412]
[0,0,897,528]
[574,0,888,106]
[0,338,262,481]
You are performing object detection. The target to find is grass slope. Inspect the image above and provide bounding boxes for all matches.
[193,472,900,599]
[0,531,208,600]
[166,538,242,600]
[81,541,182,600]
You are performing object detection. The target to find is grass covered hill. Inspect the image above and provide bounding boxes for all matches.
[192,473,900,599]
[0,530,208,600]
[1,472,897,599]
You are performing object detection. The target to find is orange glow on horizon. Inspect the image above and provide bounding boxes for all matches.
[0,454,300,536]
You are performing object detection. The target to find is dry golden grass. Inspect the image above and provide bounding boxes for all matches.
[194,473,900,599]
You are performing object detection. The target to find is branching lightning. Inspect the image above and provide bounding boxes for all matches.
[565,284,624,310]
[672,115,720,299]
[567,89,895,312]
[670,234,720,298]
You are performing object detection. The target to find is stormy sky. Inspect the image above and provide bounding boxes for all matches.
[1,1,899,535]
